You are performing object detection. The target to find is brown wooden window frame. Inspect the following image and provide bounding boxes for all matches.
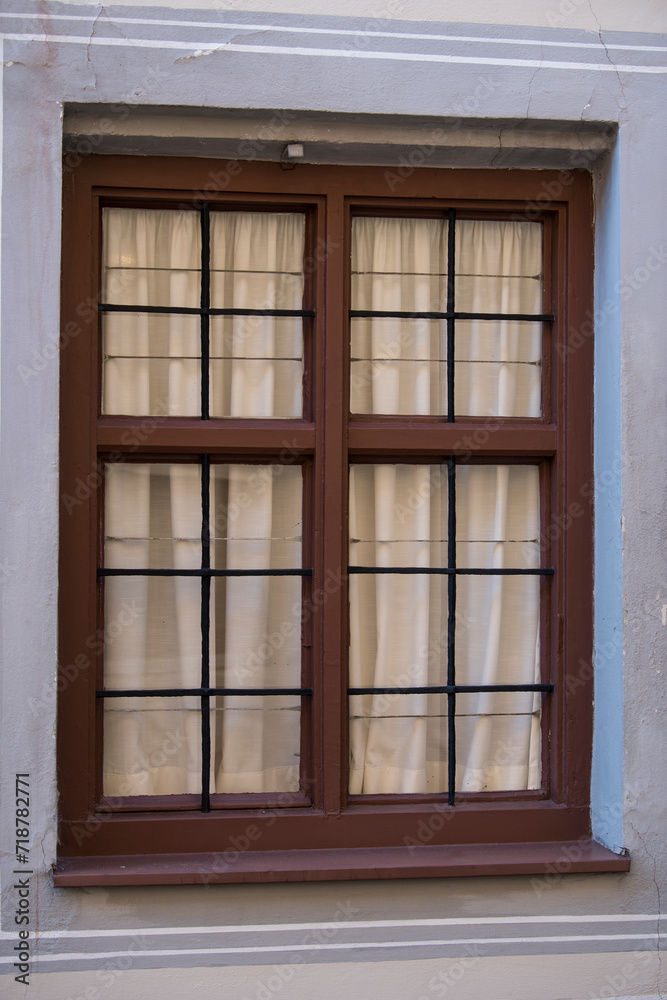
[56,155,629,885]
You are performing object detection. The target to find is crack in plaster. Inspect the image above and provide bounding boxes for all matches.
[630,820,665,1000]
[85,7,106,93]
[587,0,629,119]
[525,42,544,120]
[490,123,512,167]
[174,27,263,64]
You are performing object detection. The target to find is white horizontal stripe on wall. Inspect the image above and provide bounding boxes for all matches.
[0,913,664,973]
[1,11,666,52]
[1,32,667,73]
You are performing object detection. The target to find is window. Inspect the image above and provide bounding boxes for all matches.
[56,157,627,884]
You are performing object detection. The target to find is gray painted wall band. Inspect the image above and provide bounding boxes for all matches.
[0,915,664,974]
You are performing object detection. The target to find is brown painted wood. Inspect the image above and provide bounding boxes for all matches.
[97,420,316,454]
[53,840,629,887]
[57,157,603,882]
[348,423,557,456]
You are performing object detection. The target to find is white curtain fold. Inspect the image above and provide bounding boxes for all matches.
[102,208,305,796]
[210,212,305,792]
[351,216,447,415]
[349,464,437,794]
[455,220,542,418]
[102,207,542,799]
[210,212,305,418]
[102,208,201,417]
[103,463,204,796]
[213,465,302,793]
[349,217,542,794]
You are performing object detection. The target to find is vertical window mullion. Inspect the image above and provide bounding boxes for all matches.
[447,455,457,806]
[200,202,211,809]
[446,207,456,423]
[200,202,210,421]
[446,209,457,803]
[201,455,211,812]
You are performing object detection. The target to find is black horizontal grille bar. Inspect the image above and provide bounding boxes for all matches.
[348,566,553,576]
[99,303,315,318]
[348,684,554,695]
[98,567,312,577]
[349,309,554,322]
[97,687,313,698]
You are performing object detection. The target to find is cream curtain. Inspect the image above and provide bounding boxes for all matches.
[348,217,543,794]
[102,207,204,795]
[102,208,543,799]
[102,209,304,796]
[102,208,201,417]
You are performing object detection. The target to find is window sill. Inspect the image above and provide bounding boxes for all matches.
[53,841,630,886]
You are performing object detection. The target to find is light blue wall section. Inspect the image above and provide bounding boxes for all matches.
[590,143,624,853]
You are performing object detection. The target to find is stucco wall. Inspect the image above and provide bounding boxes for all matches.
[1,2,666,997]
[47,0,667,34]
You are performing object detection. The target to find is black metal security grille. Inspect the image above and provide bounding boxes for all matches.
[96,454,313,813]
[98,201,315,421]
[97,203,313,812]
[347,209,554,806]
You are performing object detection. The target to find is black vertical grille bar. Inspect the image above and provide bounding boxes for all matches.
[447,456,457,806]
[446,208,456,423]
[200,455,211,812]
[200,203,211,420]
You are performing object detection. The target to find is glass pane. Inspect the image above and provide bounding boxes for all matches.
[351,216,448,416]
[102,462,306,796]
[350,693,448,794]
[212,699,301,794]
[103,462,203,693]
[349,462,543,794]
[103,576,201,691]
[349,464,449,794]
[209,316,303,418]
[455,219,543,314]
[210,212,305,419]
[102,208,200,307]
[350,318,447,414]
[104,463,202,569]
[349,693,541,794]
[352,216,448,284]
[102,313,201,416]
[103,701,204,796]
[455,320,542,417]
[350,216,544,417]
[456,465,540,569]
[210,463,304,793]
[455,695,541,792]
[456,575,540,688]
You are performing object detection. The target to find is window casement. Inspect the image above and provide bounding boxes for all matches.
[56,156,628,885]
